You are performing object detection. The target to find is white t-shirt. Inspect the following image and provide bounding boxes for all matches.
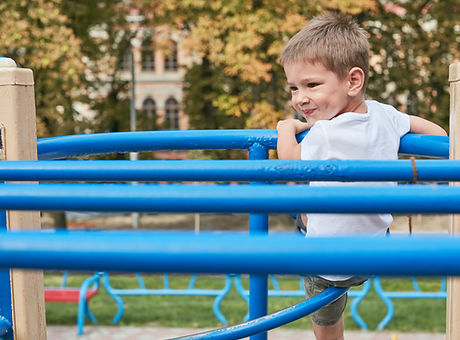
[300,100,410,280]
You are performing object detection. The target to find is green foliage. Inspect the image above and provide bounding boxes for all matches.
[0,0,135,138]
[361,0,460,130]
[139,0,457,133]
[183,57,246,129]
[138,0,376,132]
[0,0,86,137]
[2,0,457,138]
[59,1,134,134]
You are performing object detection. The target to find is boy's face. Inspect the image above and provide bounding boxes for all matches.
[284,60,361,125]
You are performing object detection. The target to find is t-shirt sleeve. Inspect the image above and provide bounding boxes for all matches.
[395,111,410,137]
[300,124,328,160]
[383,103,411,137]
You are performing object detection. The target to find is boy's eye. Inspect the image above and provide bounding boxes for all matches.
[289,86,298,92]
[307,82,319,88]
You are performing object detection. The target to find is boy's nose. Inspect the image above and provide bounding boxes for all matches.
[298,93,310,106]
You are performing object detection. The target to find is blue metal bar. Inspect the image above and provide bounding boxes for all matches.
[104,288,232,297]
[349,280,372,330]
[248,214,268,340]
[175,287,347,340]
[77,273,100,336]
[234,275,371,329]
[0,210,12,337]
[248,142,269,340]
[379,291,446,299]
[0,159,459,182]
[101,273,125,324]
[37,130,277,160]
[398,133,448,158]
[1,231,460,276]
[0,315,12,340]
[0,183,459,214]
[373,276,446,330]
[135,273,146,289]
[101,272,233,325]
[36,130,449,160]
[212,275,233,325]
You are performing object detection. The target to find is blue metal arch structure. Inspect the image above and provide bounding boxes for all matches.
[0,129,452,339]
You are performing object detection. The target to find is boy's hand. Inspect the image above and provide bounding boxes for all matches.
[276,119,309,160]
[276,119,310,134]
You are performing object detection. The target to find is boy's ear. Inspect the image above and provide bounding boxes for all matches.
[347,67,365,96]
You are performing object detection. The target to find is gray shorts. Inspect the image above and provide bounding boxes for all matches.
[304,275,367,326]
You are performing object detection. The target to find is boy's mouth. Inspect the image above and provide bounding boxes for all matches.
[301,108,316,116]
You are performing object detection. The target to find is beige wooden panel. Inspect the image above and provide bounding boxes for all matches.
[0,59,46,340]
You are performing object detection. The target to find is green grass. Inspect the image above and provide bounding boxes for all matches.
[44,274,445,332]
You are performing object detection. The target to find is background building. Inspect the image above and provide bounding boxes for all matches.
[117,26,195,159]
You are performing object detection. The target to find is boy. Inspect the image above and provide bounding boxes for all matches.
[276,12,446,340]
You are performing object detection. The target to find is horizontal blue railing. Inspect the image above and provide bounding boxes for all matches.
[0,231,459,276]
[0,183,457,214]
[0,159,458,182]
[36,130,449,159]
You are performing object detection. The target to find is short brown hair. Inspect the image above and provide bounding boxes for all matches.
[280,12,369,88]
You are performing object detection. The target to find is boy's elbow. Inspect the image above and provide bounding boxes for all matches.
[426,125,447,137]
[438,128,448,137]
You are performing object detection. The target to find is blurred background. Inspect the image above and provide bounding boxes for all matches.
[1,0,458,151]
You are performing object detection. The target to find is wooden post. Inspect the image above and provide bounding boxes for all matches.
[0,58,46,339]
[447,61,460,340]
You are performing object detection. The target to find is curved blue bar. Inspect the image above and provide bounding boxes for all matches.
[37,129,278,160]
[0,231,460,276]
[398,133,448,158]
[36,130,448,160]
[177,287,347,340]
[0,183,458,214]
[0,159,459,182]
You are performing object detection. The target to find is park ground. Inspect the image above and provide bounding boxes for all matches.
[46,325,445,340]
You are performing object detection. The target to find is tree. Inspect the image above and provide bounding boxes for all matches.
[137,0,376,130]
[138,0,458,133]
[360,0,460,130]
[59,1,134,134]
[0,0,86,137]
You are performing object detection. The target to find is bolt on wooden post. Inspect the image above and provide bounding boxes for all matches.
[448,61,460,340]
[0,57,46,339]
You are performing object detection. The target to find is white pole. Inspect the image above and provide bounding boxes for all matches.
[447,61,460,340]
[0,57,46,339]
[129,49,140,229]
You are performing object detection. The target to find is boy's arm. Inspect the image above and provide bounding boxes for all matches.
[409,115,447,136]
[276,119,310,160]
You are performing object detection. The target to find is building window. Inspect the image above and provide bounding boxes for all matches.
[141,35,155,71]
[120,50,132,71]
[164,41,178,71]
[165,97,179,130]
[142,98,156,130]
